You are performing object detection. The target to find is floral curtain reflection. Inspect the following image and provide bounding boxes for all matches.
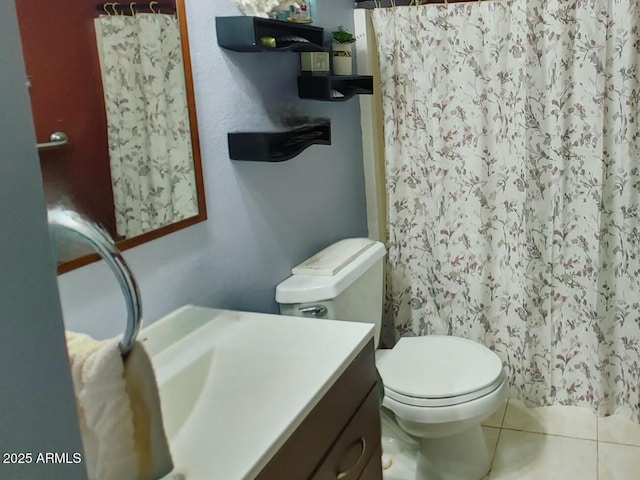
[95,13,197,238]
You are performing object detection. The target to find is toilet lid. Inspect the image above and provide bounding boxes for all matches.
[378,336,504,400]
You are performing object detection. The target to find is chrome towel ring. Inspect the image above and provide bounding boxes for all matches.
[48,208,142,356]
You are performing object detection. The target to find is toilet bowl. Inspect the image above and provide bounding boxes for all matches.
[376,338,506,479]
[276,239,507,480]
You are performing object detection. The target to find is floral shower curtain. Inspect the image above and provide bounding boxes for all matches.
[372,1,640,420]
[95,13,198,238]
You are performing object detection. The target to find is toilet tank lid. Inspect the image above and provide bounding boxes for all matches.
[292,238,377,276]
[276,239,386,304]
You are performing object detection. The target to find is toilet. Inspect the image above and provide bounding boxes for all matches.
[276,238,507,480]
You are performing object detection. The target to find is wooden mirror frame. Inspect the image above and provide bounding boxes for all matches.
[55,0,207,274]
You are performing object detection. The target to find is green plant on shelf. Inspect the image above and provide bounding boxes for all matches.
[331,26,356,44]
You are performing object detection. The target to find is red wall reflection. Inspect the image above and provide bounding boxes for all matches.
[16,0,118,238]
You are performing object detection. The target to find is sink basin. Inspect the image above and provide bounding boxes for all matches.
[141,305,374,480]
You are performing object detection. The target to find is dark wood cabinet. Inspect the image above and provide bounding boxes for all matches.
[358,446,383,480]
[255,340,382,480]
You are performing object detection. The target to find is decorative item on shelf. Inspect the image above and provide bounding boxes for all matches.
[273,9,289,21]
[300,52,330,76]
[260,36,277,48]
[300,0,311,21]
[288,0,312,23]
[331,26,356,76]
[231,0,297,18]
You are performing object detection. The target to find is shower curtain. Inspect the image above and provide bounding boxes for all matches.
[372,1,640,420]
[95,13,198,238]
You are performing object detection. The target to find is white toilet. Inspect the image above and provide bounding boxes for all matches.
[276,238,507,480]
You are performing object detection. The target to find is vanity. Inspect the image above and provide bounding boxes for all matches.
[143,306,383,480]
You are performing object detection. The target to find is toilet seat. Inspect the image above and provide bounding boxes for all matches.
[378,335,504,407]
[385,371,506,407]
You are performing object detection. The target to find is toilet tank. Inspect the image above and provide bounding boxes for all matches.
[275,239,386,347]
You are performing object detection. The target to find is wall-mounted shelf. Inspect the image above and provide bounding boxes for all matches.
[228,120,331,162]
[216,16,324,52]
[298,75,374,101]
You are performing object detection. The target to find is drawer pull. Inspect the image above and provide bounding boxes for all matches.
[336,437,366,480]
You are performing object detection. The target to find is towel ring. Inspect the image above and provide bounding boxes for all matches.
[48,208,142,356]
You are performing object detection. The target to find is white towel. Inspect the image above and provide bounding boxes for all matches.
[66,332,173,480]
[123,341,174,480]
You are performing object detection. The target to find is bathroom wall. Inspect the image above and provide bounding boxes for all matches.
[0,2,87,478]
[57,0,368,339]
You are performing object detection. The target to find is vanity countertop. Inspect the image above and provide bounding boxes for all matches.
[142,305,375,480]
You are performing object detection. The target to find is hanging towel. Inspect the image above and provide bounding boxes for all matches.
[123,341,174,480]
[66,332,173,480]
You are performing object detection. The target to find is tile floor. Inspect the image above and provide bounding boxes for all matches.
[483,398,640,479]
[382,398,640,479]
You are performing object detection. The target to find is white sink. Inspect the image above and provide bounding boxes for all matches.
[141,305,374,480]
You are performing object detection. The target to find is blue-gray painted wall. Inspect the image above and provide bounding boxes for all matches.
[57,0,368,339]
[0,1,87,478]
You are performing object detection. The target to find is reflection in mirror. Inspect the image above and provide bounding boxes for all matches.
[15,0,206,272]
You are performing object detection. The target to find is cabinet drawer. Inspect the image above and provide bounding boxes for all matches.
[312,386,381,480]
[358,446,382,480]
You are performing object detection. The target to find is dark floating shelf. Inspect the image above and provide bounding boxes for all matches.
[228,120,331,162]
[298,75,374,101]
[216,16,324,52]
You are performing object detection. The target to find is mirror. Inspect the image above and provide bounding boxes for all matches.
[15,0,206,273]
